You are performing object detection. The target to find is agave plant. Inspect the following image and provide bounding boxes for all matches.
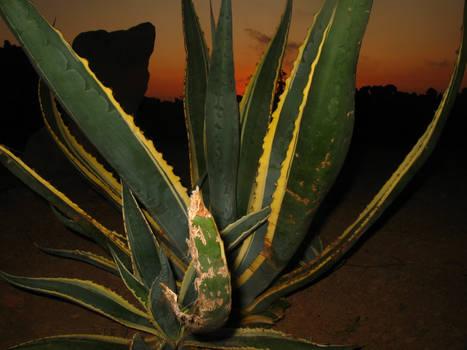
[0,0,465,348]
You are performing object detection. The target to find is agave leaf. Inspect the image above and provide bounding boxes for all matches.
[161,189,231,333]
[0,0,190,258]
[182,327,358,349]
[131,334,174,350]
[232,0,338,301]
[0,271,158,335]
[39,79,122,209]
[248,0,467,314]
[300,234,324,265]
[0,146,131,269]
[239,298,290,327]
[35,244,119,276]
[147,248,181,340]
[234,0,372,308]
[182,0,209,188]
[48,204,126,246]
[8,334,131,350]
[131,334,152,350]
[178,262,197,310]
[122,181,162,289]
[184,188,231,332]
[204,0,239,229]
[221,206,271,251]
[110,247,149,307]
[236,0,292,217]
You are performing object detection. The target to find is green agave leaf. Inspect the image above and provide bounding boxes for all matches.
[39,79,122,209]
[249,0,467,314]
[161,189,232,333]
[300,234,324,265]
[234,0,372,308]
[178,262,197,310]
[0,0,190,259]
[110,248,149,308]
[231,0,338,303]
[180,188,231,332]
[147,248,181,340]
[204,0,239,229]
[9,334,131,350]
[182,327,358,349]
[130,334,173,350]
[239,298,290,327]
[122,181,162,289]
[35,244,119,276]
[0,146,131,269]
[48,204,126,246]
[131,334,151,350]
[221,206,271,251]
[0,271,158,335]
[236,0,292,217]
[182,0,209,188]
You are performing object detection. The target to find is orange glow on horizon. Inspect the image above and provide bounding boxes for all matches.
[1,0,464,101]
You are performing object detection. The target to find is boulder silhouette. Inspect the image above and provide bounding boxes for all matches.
[72,22,155,115]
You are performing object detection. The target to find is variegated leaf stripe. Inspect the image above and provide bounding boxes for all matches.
[36,245,119,276]
[122,182,162,289]
[236,0,292,217]
[178,261,197,309]
[232,0,339,294]
[38,79,122,208]
[0,271,158,335]
[182,327,358,349]
[236,0,372,309]
[110,247,150,309]
[182,0,209,188]
[220,206,271,251]
[240,298,289,326]
[131,333,152,350]
[0,145,130,260]
[142,209,188,273]
[9,334,131,350]
[205,0,239,230]
[162,188,231,332]
[0,0,190,255]
[247,0,467,314]
[300,234,324,266]
[148,247,181,340]
[134,335,169,350]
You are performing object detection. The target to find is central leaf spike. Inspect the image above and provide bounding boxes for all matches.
[162,187,232,333]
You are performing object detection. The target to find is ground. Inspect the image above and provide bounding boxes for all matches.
[0,128,466,349]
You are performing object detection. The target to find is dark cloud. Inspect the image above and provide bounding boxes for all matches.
[425,59,451,68]
[286,41,300,52]
[244,28,271,45]
[243,28,302,73]
[245,27,300,52]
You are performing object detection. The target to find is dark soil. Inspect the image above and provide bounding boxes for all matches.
[0,127,466,350]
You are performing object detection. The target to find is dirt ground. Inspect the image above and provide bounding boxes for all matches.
[0,128,466,350]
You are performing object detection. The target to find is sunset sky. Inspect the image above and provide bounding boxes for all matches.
[1,0,465,100]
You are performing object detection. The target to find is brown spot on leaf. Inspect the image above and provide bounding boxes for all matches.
[320,152,331,169]
[288,214,296,225]
[286,188,310,206]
